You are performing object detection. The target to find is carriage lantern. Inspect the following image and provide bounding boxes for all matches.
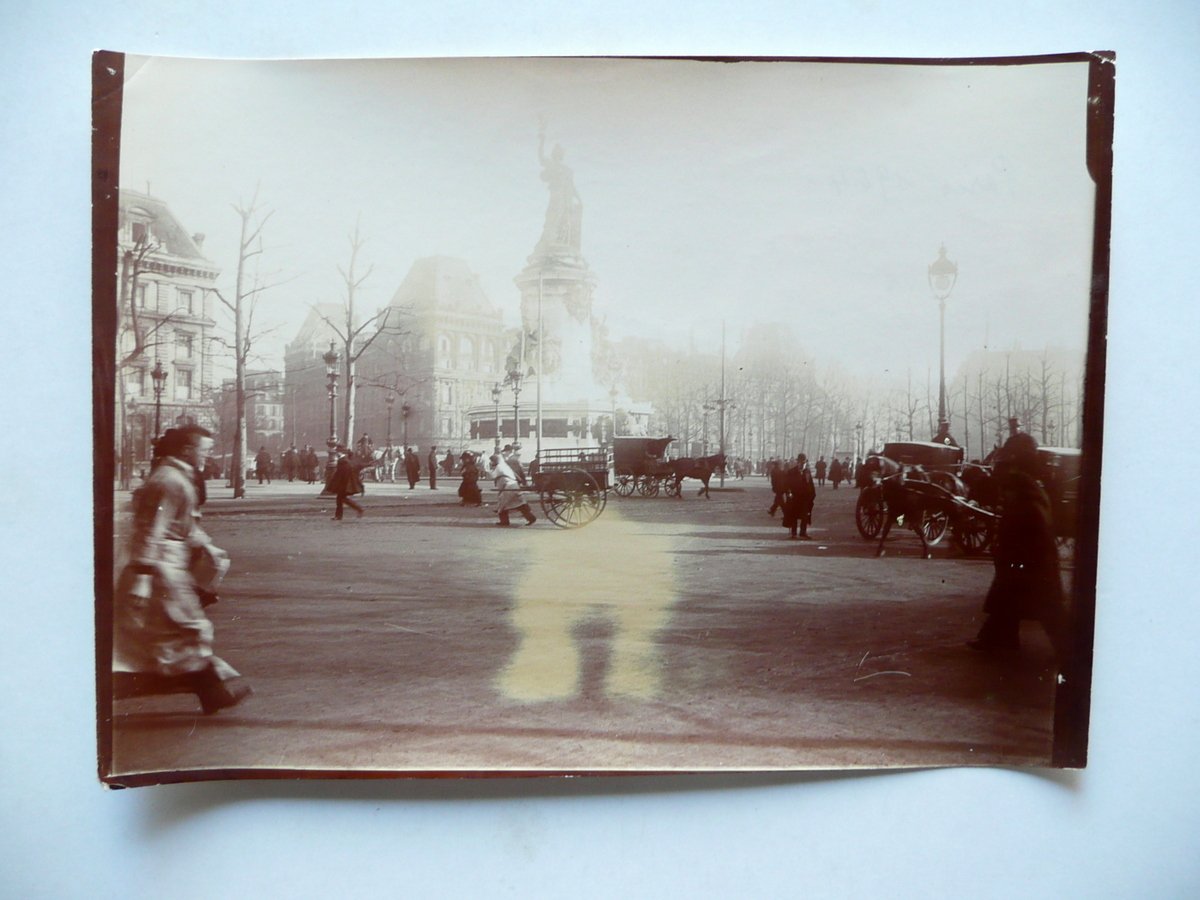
[150,359,167,439]
[928,245,958,437]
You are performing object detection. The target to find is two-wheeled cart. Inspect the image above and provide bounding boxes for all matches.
[529,446,611,528]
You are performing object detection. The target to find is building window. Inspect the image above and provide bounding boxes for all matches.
[127,367,145,395]
[441,382,452,404]
[131,221,148,244]
[176,368,193,401]
[439,335,452,368]
[177,332,194,359]
[459,336,476,371]
[135,282,148,308]
[178,289,195,315]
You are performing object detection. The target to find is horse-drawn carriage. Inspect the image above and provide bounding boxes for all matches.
[612,435,679,498]
[855,441,998,556]
[529,446,611,528]
[856,440,1082,557]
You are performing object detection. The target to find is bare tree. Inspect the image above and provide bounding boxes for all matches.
[204,188,286,499]
[313,219,394,450]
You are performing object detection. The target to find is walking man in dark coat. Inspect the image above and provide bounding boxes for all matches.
[328,448,365,520]
[255,446,272,484]
[768,459,787,516]
[815,456,827,486]
[782,453,817,539]
[968,433,1064,656]
[404,447,420,489]
[427,446,439,490]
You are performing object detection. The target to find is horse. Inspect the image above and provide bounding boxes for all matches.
[669,453,726,499]
[371,446,399,483]
[861,456,949,559]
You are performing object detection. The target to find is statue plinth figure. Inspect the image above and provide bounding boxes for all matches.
[530,130,584,263]
[516,128,601,404]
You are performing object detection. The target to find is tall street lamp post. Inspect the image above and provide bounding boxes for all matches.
[385,392,395,448]
[122,397,137,489]
[929,245,958,445]
[509,371,523,446]
[491,383,502,452]
[323,341,340,477]
[150,359,167,440]
[609,385,619,444]
[401,402,411,450]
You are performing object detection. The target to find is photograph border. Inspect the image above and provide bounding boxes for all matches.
[92,49,1114,786]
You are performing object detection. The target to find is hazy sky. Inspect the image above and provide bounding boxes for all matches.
[120,55,1096,383]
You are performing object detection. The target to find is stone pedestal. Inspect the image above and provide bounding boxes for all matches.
[514,255,597,404]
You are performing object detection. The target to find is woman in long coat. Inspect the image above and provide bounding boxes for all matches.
[113,426,252,714]
[458,452,483,506]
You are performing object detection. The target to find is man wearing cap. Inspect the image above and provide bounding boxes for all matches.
[505,443,529,487]
[487,451,537,526]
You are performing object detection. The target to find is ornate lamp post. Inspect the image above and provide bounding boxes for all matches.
[509,370,523,446]
[855,422,864,461]
[323,341,340,476]
[491,383,502,452]
[122,397,137,489]
[401,402,412,450]
[385,392,395,448]
[150,359,167,440]
[928,245,958,444]
[609,385,619,443]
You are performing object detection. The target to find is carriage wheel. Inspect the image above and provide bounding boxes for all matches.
[613,475,635,497]
[920,507,950,546]
[540,471,606,528]
[953,505,995,555]
[636,475,660,497]
[662,477,681,498]
[855,488,887,539]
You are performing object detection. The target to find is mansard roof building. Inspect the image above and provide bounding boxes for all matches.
[115,190,221,473]
[284,257,508,455]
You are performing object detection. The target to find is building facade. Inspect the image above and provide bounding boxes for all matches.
[217,370,287,475]
[115,190,221,480]
[286,257,508,456]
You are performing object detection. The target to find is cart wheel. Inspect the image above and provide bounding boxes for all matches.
[613,475,635,497]
[636,475,660,497]
[541,471,606,528]
[855,488,887,539]
[920,507,950,545]
[662,477,681,498]
[953,504,995,555]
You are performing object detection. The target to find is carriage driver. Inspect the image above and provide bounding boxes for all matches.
[487,451,537,527]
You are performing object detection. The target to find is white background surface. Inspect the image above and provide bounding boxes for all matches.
[1,2,1198,897]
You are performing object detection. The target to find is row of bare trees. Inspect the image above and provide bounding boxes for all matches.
[612,326,1084,465]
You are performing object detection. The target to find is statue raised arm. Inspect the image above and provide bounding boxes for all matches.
[534,125,583,256]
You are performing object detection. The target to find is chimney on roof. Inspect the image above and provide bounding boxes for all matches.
[192,233,206,249]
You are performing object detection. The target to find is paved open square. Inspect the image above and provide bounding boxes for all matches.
[109,477,1061,776]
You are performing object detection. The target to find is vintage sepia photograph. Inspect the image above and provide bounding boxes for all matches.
[94,52,1111,785]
